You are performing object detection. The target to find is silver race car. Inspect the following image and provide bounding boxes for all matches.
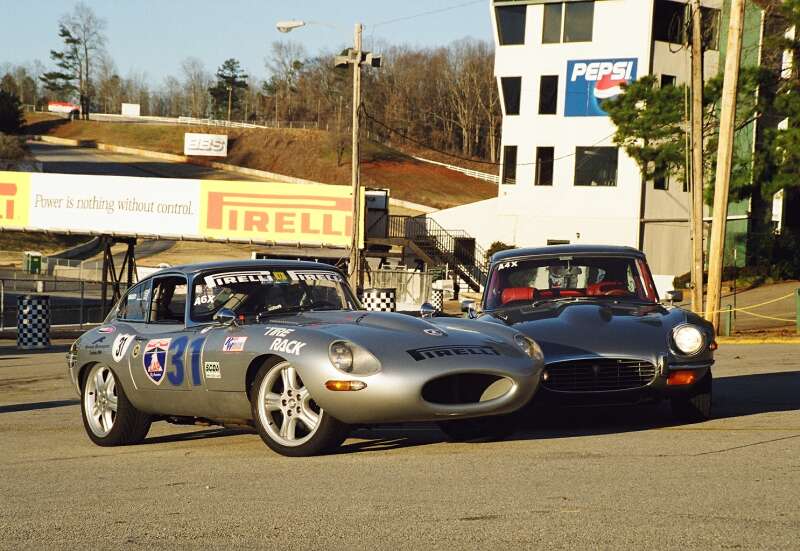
[67,261,543,456]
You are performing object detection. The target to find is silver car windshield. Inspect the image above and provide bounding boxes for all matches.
[191,268,356,323]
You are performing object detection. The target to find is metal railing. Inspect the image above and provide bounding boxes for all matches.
[368,268,433,308]
[387,215,489,289]
[0,278,115,330]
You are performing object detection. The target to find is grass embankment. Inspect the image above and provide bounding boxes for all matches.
[22,113,497,210]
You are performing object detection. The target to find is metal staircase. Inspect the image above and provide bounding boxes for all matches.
[386,215,489,292]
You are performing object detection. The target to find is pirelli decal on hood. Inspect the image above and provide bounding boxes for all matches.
[407,345,501,362]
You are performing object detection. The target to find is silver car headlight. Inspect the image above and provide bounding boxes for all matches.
[329,341,381,375]
[672,325,705,356]
[515,334,543,362]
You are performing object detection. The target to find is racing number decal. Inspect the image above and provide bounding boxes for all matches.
[189,337,206,386]
[167,336,189,386]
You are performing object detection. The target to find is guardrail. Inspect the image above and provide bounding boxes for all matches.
[411,155,500,184]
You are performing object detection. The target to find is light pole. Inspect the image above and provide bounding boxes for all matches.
[276,20,381,293]
[226,84,233,122]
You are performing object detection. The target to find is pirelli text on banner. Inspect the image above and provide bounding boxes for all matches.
[200,180,364,248]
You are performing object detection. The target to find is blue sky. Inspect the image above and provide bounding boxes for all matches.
[2,0,492,82]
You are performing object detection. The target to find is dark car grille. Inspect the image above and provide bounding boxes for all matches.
[542,358,657,392]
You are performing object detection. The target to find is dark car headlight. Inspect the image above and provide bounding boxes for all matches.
[329,341,381,375]
[672,325,705,356]
[515,334,544,362]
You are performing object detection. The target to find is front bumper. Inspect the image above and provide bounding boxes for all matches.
[304,358,543,425]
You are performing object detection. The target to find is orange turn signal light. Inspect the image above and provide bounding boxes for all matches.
[667,370,698,386]
[710,341,718,351]
[325,380,367,392]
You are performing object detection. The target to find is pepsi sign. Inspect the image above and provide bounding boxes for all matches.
[565,58,638,117]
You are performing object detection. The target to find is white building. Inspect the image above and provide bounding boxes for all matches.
[431,0,723,290]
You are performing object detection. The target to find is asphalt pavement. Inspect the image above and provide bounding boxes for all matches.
[1,342,798,549]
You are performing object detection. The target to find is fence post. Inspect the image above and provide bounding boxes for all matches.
[796,288,799,335]
[721,304,733,337]
[80,281,85,328]
[0,279,4,332]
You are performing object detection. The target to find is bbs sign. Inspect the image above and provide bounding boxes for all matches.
[565,58,638,117]
[184,133,228,157]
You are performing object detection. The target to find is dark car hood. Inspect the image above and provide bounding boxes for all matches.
[483,301,689,362]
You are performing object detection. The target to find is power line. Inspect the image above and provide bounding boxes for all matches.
[361,106,618,168]
[370,0,485,29]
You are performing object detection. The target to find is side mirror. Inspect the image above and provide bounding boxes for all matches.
[461,300,478,319]
[665,290,683,304]
[214,308,238,326]
[420,302,436,319]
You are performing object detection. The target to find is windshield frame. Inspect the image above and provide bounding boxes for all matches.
[482,253,659,312]
[187,266,360,326]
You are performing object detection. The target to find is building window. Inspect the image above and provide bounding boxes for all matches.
[538,75,558,114]
[700,7,721,51]
[535,147,554,186]
[660,74,676,87]
[495,5,526,46]
[501,77,522,116]
[652,0,686,44]
[502,146,518,185]
[543,1,594,44]
[654,174,669,190]
[574,147,618,187]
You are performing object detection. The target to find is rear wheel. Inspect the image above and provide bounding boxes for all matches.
[438,414,517,442]
[671,372,712,423]
[251,359,349,456]
[81,363,151,446]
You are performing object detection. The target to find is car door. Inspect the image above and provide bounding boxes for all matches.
[129,274,201,396]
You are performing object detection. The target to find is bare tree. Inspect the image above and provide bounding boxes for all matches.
[61,2,107,117]
[181,57,210,117]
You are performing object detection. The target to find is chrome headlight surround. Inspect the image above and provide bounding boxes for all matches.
[328,341,382,376]
[671,324,705,356]
[514,334,544,362]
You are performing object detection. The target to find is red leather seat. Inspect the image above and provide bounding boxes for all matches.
[501,287,535,305]
[587,281,626,296]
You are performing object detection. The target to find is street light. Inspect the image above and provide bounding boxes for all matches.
[277,19,378,293]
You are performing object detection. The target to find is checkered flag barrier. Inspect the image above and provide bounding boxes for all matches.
[17,295,50,350]
[431,289,444,312]
[362,288,397,312]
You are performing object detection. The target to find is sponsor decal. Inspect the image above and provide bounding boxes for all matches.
[407,345,501,362]
[184,133,228,157]
[132,343,141,358]
[193,293,216,306]
[0,172,30,229]
[98,326,116,334]
[223,336,248,352]
[264,327,295,337]
[496,260,518,271]
[424,328,445,337]
[200,180,361,249]
[269,338,306,355]
[204,361,221,379]
[143,338,171,384]
[287,270,343,282]
[111,334,134,362]
[272,271,288,281]
[204,271,273,288]
[565,58,638,117]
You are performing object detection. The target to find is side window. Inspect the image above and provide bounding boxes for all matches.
[149,276,187,324]
[118,281,151,322]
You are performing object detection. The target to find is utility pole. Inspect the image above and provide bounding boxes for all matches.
[690,0,705,314]
[349,22,363,292]
[705,0,746,331]
[226,85,233,122]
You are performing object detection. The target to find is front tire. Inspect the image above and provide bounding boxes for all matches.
[671,372,712,423]
[81,363,151,446]
[438,414,517,442]
[251,359,349,457]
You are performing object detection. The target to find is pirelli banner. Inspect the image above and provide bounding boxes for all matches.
[0,171,363,248]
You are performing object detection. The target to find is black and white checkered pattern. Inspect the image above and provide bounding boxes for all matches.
[362,288,396,312]
[17,295,50,350]
[430,289,444,311]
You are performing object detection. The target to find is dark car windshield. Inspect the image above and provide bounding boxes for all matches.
[485,255,658,310]
[191,268,358,323]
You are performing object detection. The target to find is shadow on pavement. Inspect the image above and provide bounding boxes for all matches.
[0,399,79,414]
[108,371,800,454]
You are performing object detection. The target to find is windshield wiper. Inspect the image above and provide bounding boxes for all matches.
[256,306,305,321]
